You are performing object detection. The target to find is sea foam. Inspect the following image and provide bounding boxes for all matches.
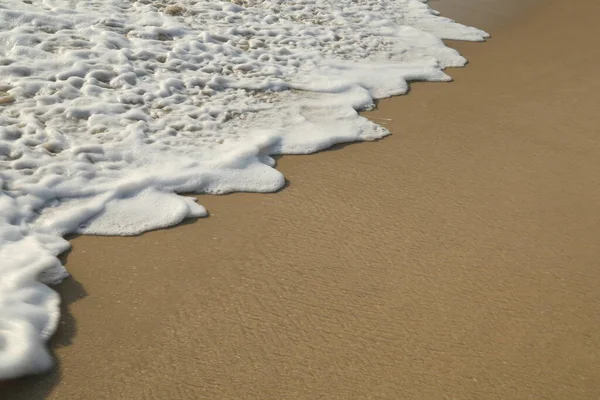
[0,0,487,379]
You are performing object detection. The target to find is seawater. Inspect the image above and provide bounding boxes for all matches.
[0,0,487,379]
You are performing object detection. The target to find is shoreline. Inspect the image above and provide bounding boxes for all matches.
[5,0,600,398]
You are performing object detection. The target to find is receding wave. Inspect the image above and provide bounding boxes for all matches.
[0,0,487,379]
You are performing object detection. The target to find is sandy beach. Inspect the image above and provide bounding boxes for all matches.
[4,0,600,398]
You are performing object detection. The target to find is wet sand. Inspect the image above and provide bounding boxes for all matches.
[4,0,600,398]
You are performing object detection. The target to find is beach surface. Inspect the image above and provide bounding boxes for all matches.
[4,0,600,398]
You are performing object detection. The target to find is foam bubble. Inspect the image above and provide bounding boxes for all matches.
[0,0,488,379]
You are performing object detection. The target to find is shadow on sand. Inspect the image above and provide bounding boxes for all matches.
[0,247,88,399]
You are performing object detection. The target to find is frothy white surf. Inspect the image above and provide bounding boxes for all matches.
[0,0,487,379]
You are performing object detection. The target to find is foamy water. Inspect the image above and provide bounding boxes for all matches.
[0,0,487,379]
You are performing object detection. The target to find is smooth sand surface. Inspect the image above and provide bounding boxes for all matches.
[4,0,600,398]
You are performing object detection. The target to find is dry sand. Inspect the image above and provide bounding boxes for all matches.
[4,0,600,398]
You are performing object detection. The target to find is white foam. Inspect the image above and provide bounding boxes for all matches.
[0,0,488,379]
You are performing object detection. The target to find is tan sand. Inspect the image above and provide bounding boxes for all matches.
[4,0,600,398]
